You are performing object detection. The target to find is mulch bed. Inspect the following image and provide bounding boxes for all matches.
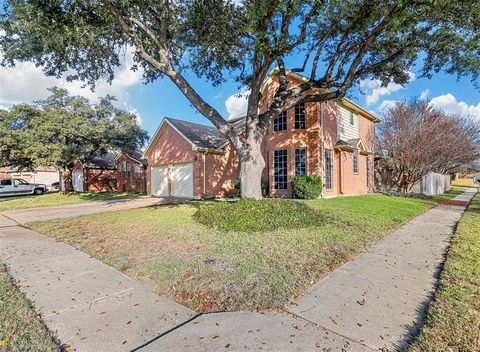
[437,200,470,207]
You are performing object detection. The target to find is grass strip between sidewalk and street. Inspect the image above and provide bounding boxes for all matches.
[409,191,480,352]
[0,264,60,352]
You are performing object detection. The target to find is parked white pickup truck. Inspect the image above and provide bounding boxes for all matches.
[0,178,47,197]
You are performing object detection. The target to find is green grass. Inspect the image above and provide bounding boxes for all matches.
[195,198,325,232]
[29,194,435,312]
[431,186,471,202]
[0,264,60,351]
[409,192,480,352]
[0,191,142,211]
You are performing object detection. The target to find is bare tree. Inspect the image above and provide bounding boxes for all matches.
[376,101,480,192]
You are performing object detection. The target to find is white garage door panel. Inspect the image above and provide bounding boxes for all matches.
[151,166,169,197]
[171,163,193,198]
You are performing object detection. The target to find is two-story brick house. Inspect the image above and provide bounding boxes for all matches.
[144,72,379,198]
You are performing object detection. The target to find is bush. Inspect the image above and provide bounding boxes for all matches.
[234,179,269,197]
[195,198,324,232]
[291,176,323,199]
[380,190,433,200]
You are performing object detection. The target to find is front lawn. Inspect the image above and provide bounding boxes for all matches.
[432,185,472,202]
[409,192,480,351]
[29,195,435,312]
[0,264,60,351]
[0,192,142,211]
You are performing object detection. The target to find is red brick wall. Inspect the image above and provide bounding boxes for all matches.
[201,144,239,198]
[116,154,146,193]
[86,169,117,192]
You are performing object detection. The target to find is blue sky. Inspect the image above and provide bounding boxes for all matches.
[0,48,479,143]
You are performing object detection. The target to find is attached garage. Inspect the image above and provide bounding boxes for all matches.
[144,117,240,199]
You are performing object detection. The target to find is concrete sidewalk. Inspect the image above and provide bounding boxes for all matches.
[0,188,476,351]
[0,216,194,351]
[1,197,165,224]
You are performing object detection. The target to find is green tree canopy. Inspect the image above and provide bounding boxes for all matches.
[0,88,148,192]
[1,0,479,198]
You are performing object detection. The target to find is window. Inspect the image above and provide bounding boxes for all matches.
[274,149,288,190]
[294,104,306,129]
[350,111,355,125]
[126,160,131,178]
[366,156,370,187]
[134,164,141,177]
[353,151,359,174]
[325,149,332,189]
[295,148,307,176]
[122,160,127,178]
[15,179,29,185]
[273,111,287,132]
[0,179,12,186]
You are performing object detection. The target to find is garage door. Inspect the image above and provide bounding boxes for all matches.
[151,166,169,197]
[171,163,193,198]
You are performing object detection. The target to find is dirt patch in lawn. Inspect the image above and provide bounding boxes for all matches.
[29,196,435,312]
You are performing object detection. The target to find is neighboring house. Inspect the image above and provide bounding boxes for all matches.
[0,167,60,189]
[144,71,379,199]
[116,151,147,193]
[452,172,477,187]
[62,151,118,192]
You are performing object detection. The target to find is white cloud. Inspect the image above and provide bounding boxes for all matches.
[124,104,143,126]
[419,89,430,100]
[377,99,400,112]
[361,72,416,106]
[430,93,480,118]
[0,48,143,108]
[225,89,250,119]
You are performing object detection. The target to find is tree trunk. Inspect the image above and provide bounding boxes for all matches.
[239,138,265,199]
[62,168,74,193]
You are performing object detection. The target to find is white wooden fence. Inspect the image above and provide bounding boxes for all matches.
[411,172,451,196]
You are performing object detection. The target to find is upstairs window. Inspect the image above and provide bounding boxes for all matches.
[353,151,359,174]
[294,104,306,129]
[274,149,288,190]
[273,111,287,132]
[295,148,307,176]
[350,111,355,125]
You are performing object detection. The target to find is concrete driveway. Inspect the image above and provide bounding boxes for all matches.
[1,197,166,224]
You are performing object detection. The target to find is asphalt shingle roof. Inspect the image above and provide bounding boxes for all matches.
[84,151,117,169]
[166,117,230,150]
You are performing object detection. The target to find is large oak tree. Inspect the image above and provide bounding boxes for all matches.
[1,0,479,198]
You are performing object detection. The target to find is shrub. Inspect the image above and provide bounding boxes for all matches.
[234,179,269,197]
[195,198,324,232]
[291,176,323,199]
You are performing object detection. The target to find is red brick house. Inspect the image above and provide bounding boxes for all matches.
[144,72,379,199]
[116,151,147,193]
[64,151,118,192]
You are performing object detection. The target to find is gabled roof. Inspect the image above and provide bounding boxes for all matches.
[83,151,117,169]
[115,150,147,165]
[145,117,238,156]
[335,138,371,153]
[165,117,228,150]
